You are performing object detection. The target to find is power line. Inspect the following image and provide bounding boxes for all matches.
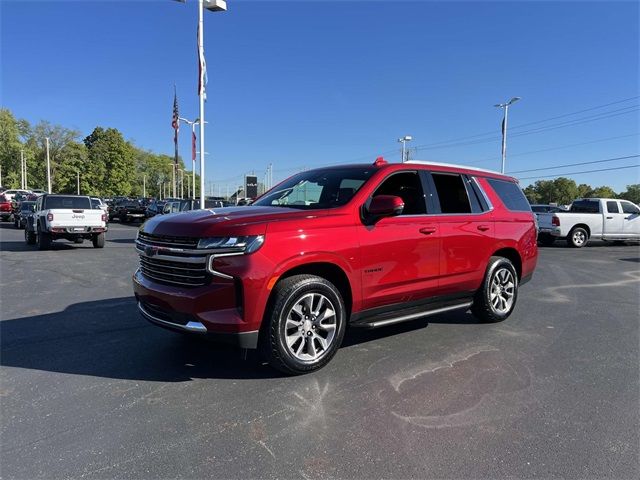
[517,164,639,180]
[413,106,639,153]
[409,96,639,151]
[467,132,640,165]
[508,154,639,174]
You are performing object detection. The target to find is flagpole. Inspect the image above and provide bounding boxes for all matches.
[173,86,179,199]
[198,0,206,209]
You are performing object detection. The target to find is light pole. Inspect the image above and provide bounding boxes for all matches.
[45,137,52,193]
[143,175,146,198]
[175,0,227,209]
[178,168,185,198]
[77,171,80,195]
[178,116,200,200]
[494,97,521,173]
[20,150,25,189]
[398,135,412,162]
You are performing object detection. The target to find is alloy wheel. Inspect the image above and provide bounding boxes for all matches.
[284,293,337,362]
[490,268,515,314]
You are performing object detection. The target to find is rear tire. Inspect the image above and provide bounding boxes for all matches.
[74,237,84,244]
[25,228,36,245]
[568,227,588,248]
[92,232,105,248]
[538,233,555,247]
[260,274,346,375]
[471,256,519,323]
[37,228,52,250]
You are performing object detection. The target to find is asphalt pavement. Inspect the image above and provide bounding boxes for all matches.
[1,221,638,479]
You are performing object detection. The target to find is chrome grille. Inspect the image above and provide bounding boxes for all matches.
[136,232,208,287]
[137,232,199,248]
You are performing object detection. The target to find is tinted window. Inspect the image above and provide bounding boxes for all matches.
[531,205,548,213]
[44,196,91,209]
[373,171,427,215]
[570,200,600,213]
[606,201,619,213]
[487,178,531,212]
[621,202,640,214]
[431,173,472,214]
[21,202,35,212]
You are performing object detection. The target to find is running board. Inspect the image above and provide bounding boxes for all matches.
[353,301,473,329]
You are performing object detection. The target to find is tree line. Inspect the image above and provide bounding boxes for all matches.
[0,108,199,198]
[523,178,639,206]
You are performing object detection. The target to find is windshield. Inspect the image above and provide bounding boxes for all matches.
[253,167,375,209]
[44,196,91,209]
[21,202,35,211]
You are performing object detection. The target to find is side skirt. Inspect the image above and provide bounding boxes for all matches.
[350,294,474,329]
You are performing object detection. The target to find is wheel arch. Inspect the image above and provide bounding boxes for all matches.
[491,247,522,280]
[570,223,591,237]
[273,262,353,318]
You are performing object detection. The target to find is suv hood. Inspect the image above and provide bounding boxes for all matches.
[141,206,323,237]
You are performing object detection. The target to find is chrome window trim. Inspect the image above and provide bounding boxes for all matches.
[470,176,494,212]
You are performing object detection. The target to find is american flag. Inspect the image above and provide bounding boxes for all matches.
[172,89,179,144]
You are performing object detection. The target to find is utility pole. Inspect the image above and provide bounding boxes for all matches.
[20,150,25,189]
[494,97,521,174]
[398,135,412,162]
[45,137,52,193]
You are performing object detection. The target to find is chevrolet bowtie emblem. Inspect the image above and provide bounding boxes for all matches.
[145,245,158,257]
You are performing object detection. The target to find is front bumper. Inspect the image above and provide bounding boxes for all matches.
[132,269,259,349]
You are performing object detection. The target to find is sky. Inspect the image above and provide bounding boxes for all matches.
[1,0,639,193]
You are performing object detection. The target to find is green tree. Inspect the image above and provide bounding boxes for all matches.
[84,127,135,196]
[576,183,593,199]
[0,109,26,188]
[590,186,617,199]
[619,184,640,204]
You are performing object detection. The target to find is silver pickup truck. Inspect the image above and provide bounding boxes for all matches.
[24,194,108,250]
[537,198,640,247]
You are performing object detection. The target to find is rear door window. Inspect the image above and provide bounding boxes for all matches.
[486,178,531,212]
[430,173,472,214]
[606,201,620,213]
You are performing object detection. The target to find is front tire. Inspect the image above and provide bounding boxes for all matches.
[471,256,519,323]
[261,274,346,375]
[568,227,588,248]
[92,232,105,248]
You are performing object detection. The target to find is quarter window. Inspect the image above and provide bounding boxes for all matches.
[431,173,472,214]
[486,178,531,212]
[606,201,619,213]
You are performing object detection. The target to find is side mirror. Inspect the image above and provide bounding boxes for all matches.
[368,195,405,217]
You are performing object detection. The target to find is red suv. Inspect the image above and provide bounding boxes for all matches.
[133,159,537,374]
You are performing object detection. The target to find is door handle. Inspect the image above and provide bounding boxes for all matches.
[606,216,613,219]
[419,227,437,235]
[477,224,490,232]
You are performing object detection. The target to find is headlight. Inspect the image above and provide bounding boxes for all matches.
[197,235,264,254]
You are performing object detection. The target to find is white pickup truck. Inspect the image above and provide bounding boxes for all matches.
[24,194,108,250]
[537,197,640,247]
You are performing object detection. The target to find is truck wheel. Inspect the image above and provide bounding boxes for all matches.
[568,227,588,248]
[538,234,555,247]
[37,228,52,250]
[471,256,519,323]
[120,214,128,224]
[92,232,105,248]
[25,228,36,245]
[261,274,347,375]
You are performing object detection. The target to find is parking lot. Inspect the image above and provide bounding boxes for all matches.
[1,222,638,479]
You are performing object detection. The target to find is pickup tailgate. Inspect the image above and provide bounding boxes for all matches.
[48,209,105,229]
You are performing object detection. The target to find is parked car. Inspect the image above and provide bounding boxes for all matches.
[1,189,31,201]
[0,194,13,221]
[537,198,640,247]
[113,199,147,223]
[145,200,166,218]
[530,204,566,214]
[30,189,47,196]
[133,159,538,374]
[13,200,36,229]
[24,194,108,249]
[162,199,224,214]
[90,197,109,222]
